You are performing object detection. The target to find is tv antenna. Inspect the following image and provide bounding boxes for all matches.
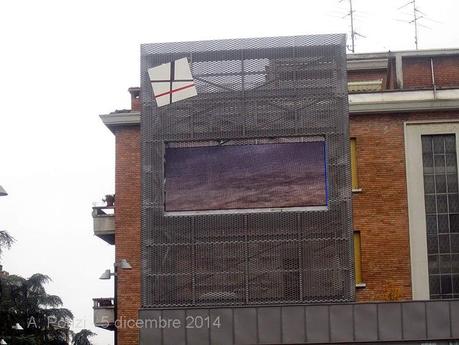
[398,0,427,49]
[340,0,365,53]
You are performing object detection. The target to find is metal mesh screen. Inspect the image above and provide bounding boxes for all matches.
[140,34,353,307]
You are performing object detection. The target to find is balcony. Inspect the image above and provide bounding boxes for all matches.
[93,298,115,330]
[348,79,384,93]
[92,205,115,245]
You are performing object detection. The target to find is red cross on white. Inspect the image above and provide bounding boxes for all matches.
[148,57,197,107]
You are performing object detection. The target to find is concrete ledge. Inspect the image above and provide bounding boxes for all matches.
[348,48,459,60]
[349,89,459,114]
[99,89,459,130]
[100,111,140,132]
[347,58,388,71]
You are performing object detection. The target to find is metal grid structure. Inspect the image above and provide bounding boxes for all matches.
[140,34,353,307]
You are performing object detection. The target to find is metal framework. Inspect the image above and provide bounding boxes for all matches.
[140,34,353,307]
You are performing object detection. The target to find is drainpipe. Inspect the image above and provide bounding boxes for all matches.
[395,53,404,89]
[430,57,437,99]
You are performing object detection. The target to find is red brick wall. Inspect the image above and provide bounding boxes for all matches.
[348,55,459,91]
[115,126,141,345]
[351,111,459,302]
[403,56,459,89]
[131,95,141,112]
[431,56,459,88]
[403,57,433,89]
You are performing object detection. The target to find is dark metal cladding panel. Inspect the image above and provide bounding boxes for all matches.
[162,309,186,345]
[281,306,306,343]
[234,308,257,344]
[186,309,211,345]
[402,302,426,340]
[140,34,352,308]
[305,305,330,343]
[139,309,162,345]
[354,303,378,342]
[425,301,451,339]
[258,307,282,344]
[138,300,459,345]
[451,300,459,338]
[210,308,233,345]
[329,304,353,342]
[378,303,403,341]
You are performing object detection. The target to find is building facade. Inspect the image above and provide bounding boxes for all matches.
[94,37,459,344]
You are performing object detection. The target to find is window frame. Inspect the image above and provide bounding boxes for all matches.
[351,137,361,192]
[405,120,459,300]
[353,230,365,287]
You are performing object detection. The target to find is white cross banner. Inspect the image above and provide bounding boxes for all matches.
[148,57,197,107]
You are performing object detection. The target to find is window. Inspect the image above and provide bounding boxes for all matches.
[351,138,360,190]
[422,134,459,299]
[354,231,363,285]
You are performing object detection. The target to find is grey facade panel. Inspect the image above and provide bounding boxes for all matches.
[451,300,459,338]
[281,306,306,343]
[329,304,354,342]
[210,308,233,345]
[354,303,378,342]
[162,309,186,345]
[138,309,162,345]
[402,302,426,340]
[425,301,451,339]
[139,300,459,344]
[140,34,352,308]
[378,303,403,341]
[305,305,330,343]
[185,309,210,345]
[234,308,257,344]
[258,307,282,344]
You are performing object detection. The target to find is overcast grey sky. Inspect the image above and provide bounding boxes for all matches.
[0,1,458,344]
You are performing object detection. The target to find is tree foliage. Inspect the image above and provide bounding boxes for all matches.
[71,329,96,345]
[0,273,74,345]
[0,230,14,259]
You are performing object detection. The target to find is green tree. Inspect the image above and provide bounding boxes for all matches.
[0,230,14,259]
[0,273,73,345]
[72,329,96,345]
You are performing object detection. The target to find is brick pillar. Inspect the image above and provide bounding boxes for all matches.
[115,126,141,345]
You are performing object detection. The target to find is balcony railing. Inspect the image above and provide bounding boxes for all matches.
[93,298,115,330]
[92,205,115,245]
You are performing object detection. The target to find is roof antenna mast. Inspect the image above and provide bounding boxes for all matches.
[399,0,424,50]
[412,0,419,49]
[341,0,363,53]
[349,0,356,53]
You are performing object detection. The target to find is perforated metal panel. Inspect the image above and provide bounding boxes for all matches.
[140,34,353,307]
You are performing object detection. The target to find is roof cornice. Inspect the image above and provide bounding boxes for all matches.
[100,112,140,133]
[100,89,459,130]
[349,89,459,114]
[348,48,459,60]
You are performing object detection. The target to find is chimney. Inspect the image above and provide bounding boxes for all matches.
[128,87,141,112]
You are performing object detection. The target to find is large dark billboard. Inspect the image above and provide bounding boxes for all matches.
[164,139,327,213]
